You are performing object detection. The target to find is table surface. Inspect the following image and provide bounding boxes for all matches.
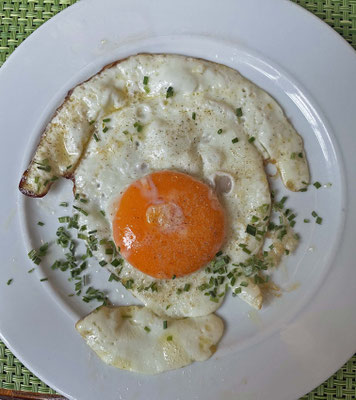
[0,1,355,399]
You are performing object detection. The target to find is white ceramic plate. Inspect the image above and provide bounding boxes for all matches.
[0,0,355,399]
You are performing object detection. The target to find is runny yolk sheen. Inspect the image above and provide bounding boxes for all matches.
[112,170,226,279]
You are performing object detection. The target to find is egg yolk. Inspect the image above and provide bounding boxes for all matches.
[112,170,225,279]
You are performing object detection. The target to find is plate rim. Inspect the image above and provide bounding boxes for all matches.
[0,0,356,399]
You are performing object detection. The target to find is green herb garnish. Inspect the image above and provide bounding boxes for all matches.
[166,86,174,98]
[313,181,322,189]
[235,107,243,117]
[108,273,119,282]
[246,224,257,236]
[73,206,88,216]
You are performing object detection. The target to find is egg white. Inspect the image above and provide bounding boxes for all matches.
[20,54,310,316]
[75,305,224,374]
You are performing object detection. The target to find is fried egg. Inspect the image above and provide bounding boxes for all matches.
[75,305,224,374]
[19,54,310,318]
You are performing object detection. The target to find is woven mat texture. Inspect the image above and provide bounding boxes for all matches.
[0,0,355,398]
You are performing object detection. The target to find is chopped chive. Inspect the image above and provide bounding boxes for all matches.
[133,122,143,132]
[144,326,151,333]
[50,176,58,182]
[89,120,96,125]
[166,86,174,98]
[234,287,242,295]
[80,198,88,203]
[313,181,322,189]
[316,216,323,225]
[167,335,173,341]
[240,281,248,287]
[77,233,88,240]
[192,112,196,120]
[143,76,149,85]
[66,165,72,170]
[60,202,68,207]
[37,221,44,226]
[254,275,265,284]
[246,224,257,236]
[73,206,88,216]
[123,130,129,135]
[298,152,303,158]
[144,86,150,94]
[172,274,176,280]
[93,133,99,142]
[290,220,296,227]
[123,279,134,289]
[290,152,296,160]
[40,278,48,282]
[58,216,70,223]
[287,213,296,221]
[37,165,51,172]
[248,137,255,143]
[235,107,243,117]
[88,230,97,234]
[176,288,183,295]
[311,211,318,218]
[108,273,119,282]
[28,268,35,273]
[304,219,310,223]
[217,128,223,134]
[232,137,239,144]
[163,321,168,329]
[285,249,290,255]
[6,279,13,285]
[166,304,171,310]
[111,259,121,267]
[183,283,191,292]
[103,126,109,133]
[105,248,114,255]
[99,260,107,267]
[103,118,111,123]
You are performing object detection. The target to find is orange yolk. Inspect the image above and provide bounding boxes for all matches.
[112,170,226,279]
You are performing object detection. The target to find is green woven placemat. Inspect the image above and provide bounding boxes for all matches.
[0,0,355,398]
